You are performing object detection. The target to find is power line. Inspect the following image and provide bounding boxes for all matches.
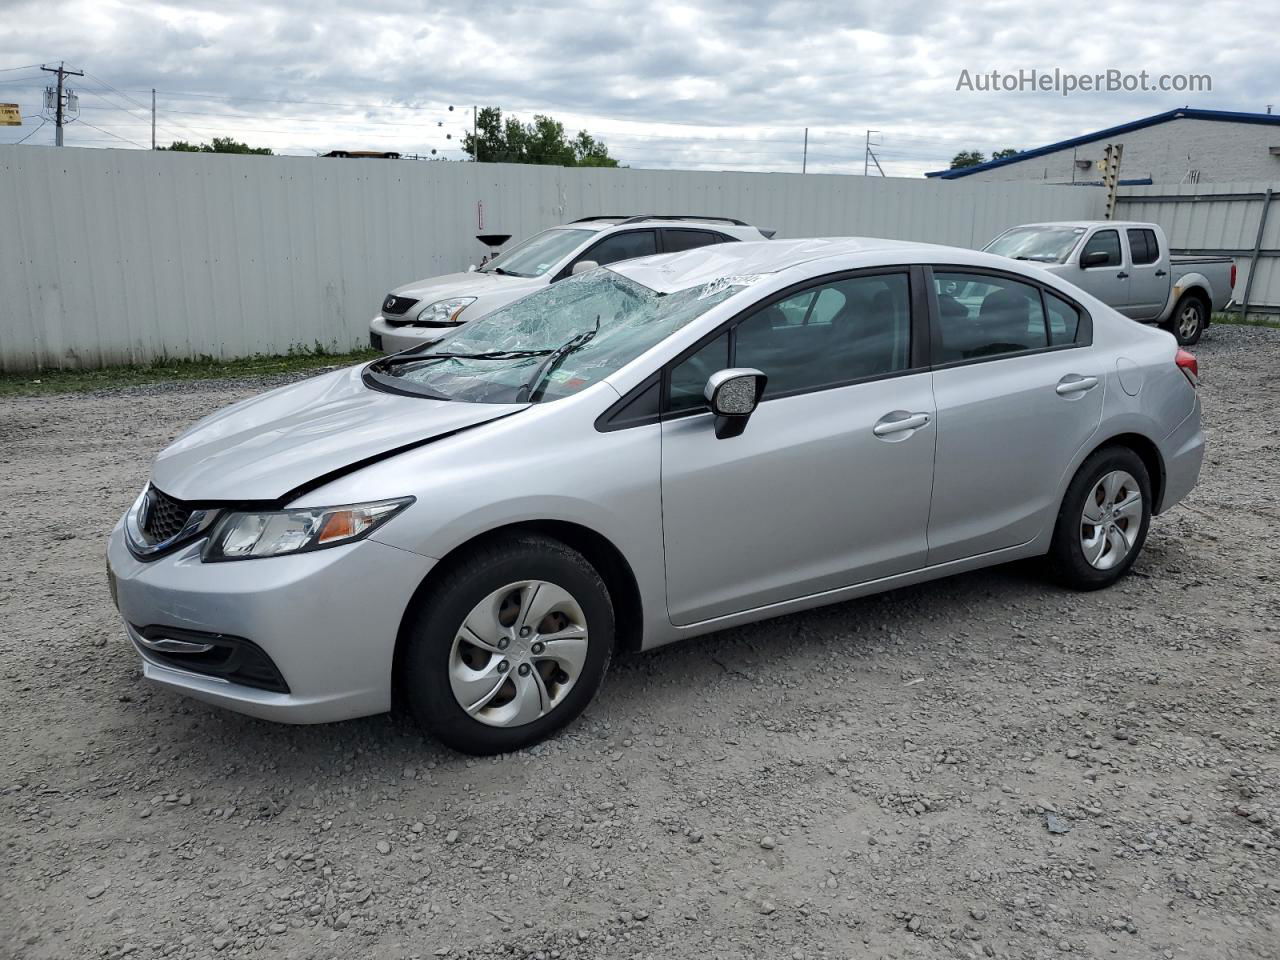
[72,118,145,148]
[0,63,42,73]
[15,118,47,144]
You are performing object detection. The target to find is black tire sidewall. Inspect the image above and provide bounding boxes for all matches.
[1049,447,1152,590]
[402,537,614,755]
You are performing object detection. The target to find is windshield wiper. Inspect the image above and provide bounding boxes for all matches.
[517,316,601,402]
[378,348,555,368]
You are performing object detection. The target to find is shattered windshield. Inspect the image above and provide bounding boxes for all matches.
[984,225,1086,263]
[368,269,750,404]
[478,228,594,277]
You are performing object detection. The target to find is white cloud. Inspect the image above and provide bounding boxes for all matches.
[1,0,1274,176]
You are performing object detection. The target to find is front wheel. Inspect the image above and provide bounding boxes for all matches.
[401,535,614,755]
[1047,447,1152,590]
[1166,294,1206,346]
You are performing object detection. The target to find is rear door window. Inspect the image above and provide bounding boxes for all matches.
[932,272,1048,362]
[662,230,725,253]
[1126,228,1159,265]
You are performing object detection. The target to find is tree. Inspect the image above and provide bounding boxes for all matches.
[162,137,272,155]
[991,148,1020,160]
[949,150,986,169]
[462,107,618,167]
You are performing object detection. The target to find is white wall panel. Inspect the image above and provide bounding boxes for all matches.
[1,145,1104,371]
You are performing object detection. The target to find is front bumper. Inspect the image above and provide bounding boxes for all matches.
[369,315,454,354]
[107,521,435,723]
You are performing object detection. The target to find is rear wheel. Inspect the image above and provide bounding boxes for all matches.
[401,535,613,755]
[1166,294,1206,346]
[1047,446,1151,590]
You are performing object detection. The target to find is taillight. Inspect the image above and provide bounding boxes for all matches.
[1176,348,1199,388]
[1230,263,1237,291]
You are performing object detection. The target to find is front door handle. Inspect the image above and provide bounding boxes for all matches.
[1155,269,1167,277]
[1056,374,1099,396]
[873,411,930,437]
[1116,271,1129,279]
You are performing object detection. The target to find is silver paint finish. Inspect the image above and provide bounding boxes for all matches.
[109,238,1204,724]
[928,348,1105,565]
[661,372,936,625]
[152,365,523,502]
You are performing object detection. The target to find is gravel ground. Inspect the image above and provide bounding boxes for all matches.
[1,325,1277,960]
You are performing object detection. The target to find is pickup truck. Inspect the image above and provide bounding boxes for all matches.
[984,221,1234,345]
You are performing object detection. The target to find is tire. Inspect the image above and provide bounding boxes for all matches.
[1165,294,1206,346]
[401,534,614,755]
[1047,446,1152,590]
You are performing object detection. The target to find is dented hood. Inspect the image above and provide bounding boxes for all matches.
[151,364,523,502]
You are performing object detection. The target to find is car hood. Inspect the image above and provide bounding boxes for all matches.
[151,364,524,503]
[392,270,543,304]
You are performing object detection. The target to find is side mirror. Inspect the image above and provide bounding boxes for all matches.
[1080,251,1109,268]
[704,368,767,439]
[467,264,478,273]
[571,260,599,276]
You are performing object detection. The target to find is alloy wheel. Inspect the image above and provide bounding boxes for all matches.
[1178,302,1203,341]
[448,580,589,728]
[1079,470,1143,570]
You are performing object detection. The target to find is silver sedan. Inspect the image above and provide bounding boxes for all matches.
[107,238,1204,754]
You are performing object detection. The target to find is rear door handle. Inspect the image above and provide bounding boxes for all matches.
[873,411,930,437]
[1116,271,1129,279]
[1056,374,1099,396]
[1154,269,1167,277]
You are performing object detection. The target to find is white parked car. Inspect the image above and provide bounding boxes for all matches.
[369,215,772,353]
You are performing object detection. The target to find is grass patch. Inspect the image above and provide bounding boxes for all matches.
[1212,311,1280,330]
[0,349,380,397]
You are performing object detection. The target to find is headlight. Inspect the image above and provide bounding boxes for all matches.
[417,297,476,324]
[202,498,413,562]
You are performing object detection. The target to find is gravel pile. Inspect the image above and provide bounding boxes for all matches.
[1,324,1276,959]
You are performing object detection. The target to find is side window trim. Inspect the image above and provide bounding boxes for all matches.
[922,263,1093,372]
[660,265,922,418]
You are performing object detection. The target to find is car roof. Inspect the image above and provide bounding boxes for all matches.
[611,236,996,293]
[564,216,761,235]
[1005,221,1154,231]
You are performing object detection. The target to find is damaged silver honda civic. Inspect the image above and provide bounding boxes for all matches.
[107,238,1203,754]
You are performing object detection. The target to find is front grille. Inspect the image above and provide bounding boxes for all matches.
[381,294,418,316]
[142,487,193,544]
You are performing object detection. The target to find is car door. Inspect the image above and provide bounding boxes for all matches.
[660,268,936,626]
[926,267,1104,565]
[1076,228,1131,311]
[1125,227,1168,320]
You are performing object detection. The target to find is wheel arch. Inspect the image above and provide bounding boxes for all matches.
[1171,282,1212,322]
[392,520,645,701]
[1083,431,1167,514]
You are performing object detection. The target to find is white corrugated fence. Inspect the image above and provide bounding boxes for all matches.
[1,145,1112,370]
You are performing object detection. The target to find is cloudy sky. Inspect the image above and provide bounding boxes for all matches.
[1,0,1274,176]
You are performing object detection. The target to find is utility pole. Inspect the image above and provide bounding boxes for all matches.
[40,61,83,147]
[151,88,156,150]
[473,105,479,161]
[1099,142,1125,220]
[802,127,808,174]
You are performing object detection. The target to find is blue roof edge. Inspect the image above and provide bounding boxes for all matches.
[924,108,1280,179]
